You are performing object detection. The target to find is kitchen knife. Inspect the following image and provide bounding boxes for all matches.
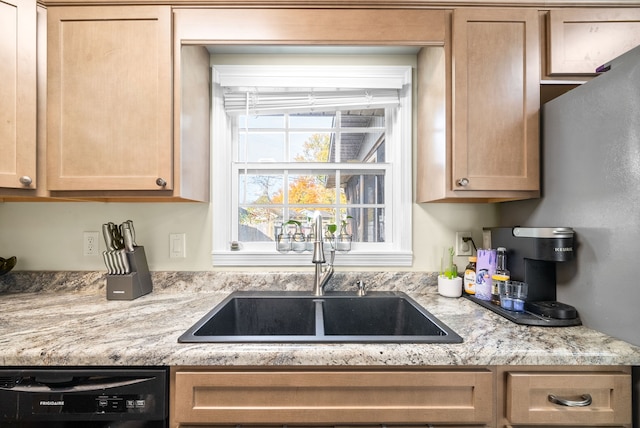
[122,224,135,252]
[125,220,137,247]
[120,249,131,274]
[109,250,118,275]
[109,222,124,250]
[103,223,116,251]
[102,224,117,274]
[102,251,112,274]
[103,250,116,275]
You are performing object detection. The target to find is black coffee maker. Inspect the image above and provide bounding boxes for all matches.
[467,227,581,326]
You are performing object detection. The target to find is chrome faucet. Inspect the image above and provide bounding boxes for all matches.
[312,211,334,296]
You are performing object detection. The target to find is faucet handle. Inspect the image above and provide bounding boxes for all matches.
[356,280,366,296]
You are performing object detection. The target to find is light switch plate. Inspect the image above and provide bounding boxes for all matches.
[170,233,186,258]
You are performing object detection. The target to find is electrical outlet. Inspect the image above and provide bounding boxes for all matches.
[83,231,100,256]
[455,232,473,256]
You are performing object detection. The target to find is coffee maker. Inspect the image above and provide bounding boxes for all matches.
[468,227,581,326]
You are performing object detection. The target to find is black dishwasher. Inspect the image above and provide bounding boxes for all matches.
[0,367,168,427]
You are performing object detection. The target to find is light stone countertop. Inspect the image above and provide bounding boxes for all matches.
[1,271,639,367]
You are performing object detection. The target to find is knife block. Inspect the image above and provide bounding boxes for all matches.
[106,246,153,300]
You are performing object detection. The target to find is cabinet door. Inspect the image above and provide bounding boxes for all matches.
[548,9,640,76]
[173,369,494,426]
[47,6,172,191]
[506,371,631,426]
[452,9,540,193]
[0,0,36,190]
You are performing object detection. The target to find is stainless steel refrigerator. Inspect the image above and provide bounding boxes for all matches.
[499,44,640,426]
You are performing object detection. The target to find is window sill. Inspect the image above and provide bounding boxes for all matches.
[212,250,412,267]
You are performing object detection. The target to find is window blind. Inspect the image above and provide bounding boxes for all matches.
[223,88,400,115]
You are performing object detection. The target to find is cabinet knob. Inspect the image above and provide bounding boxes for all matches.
[456,178,469,187]
[156,178,167,187]
[19,176,33,186]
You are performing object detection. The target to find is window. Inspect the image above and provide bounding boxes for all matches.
[211,65,412,266]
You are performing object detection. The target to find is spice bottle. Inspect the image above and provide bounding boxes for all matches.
[491,247,510,305]
[463,256,477,294]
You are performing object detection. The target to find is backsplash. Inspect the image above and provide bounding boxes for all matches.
[0,271,438,295]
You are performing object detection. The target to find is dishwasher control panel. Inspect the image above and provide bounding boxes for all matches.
[0,367,168,425]
[32,393,152,414]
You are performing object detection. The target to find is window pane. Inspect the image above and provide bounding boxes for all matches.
[288,174,337,205]
[234,109,389,250]
[363,174,384,204]
[340,132,385,162]
[371,140,386,163]
[344,173,385,205]
[350,207,385,243]
[239,207,282,242]
[241,133,285,162]
[287,207,330,226]
[289,133,331,162]
[290,113,334,129]
[238,173,283,204]
[342,110,385,128]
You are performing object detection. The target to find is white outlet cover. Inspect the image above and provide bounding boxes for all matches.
[83,231,100,256]
[455,232,473,256]
[170,233,186,258]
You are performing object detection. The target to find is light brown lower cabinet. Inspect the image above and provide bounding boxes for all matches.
[171,366,632,428]
[171,367,494,427]
[498,366,632,428]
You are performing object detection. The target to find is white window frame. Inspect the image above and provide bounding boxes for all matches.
[211,65,412,267]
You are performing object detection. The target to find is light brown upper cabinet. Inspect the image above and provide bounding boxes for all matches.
[46,6,209,201]
[47,6,172,192]
[547,8,640,77]
[417,8,540,202]
[0,0,37,194]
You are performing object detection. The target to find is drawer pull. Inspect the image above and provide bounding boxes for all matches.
[548,393,593,407]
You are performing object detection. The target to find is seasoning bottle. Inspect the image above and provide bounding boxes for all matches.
[491,247,510,305]
[463,256,477,295]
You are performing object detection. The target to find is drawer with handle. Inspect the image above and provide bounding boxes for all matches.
[506,371,631,426]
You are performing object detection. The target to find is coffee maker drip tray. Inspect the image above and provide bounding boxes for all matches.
[464,295,582,327]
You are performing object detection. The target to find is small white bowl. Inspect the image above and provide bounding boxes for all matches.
[437,275,462,298]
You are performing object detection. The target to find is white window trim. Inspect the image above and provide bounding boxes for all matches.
[211,65,413,267]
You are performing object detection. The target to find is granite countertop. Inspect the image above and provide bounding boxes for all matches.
[1,271,639,367]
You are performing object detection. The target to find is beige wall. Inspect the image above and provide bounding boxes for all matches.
[0,201,496,272]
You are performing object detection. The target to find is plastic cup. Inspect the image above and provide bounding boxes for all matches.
[500,280,528,312]
[500,296,514,310]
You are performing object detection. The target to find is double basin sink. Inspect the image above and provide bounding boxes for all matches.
[178,291,462,343]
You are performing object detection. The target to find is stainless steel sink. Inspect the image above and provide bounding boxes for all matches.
[178,291,462,343]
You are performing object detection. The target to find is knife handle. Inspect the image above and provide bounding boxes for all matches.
[120,249,131,274]
[126,220,137,246]
[122,225,135,252]
[102,224,115,251]
[102,251,113,274]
